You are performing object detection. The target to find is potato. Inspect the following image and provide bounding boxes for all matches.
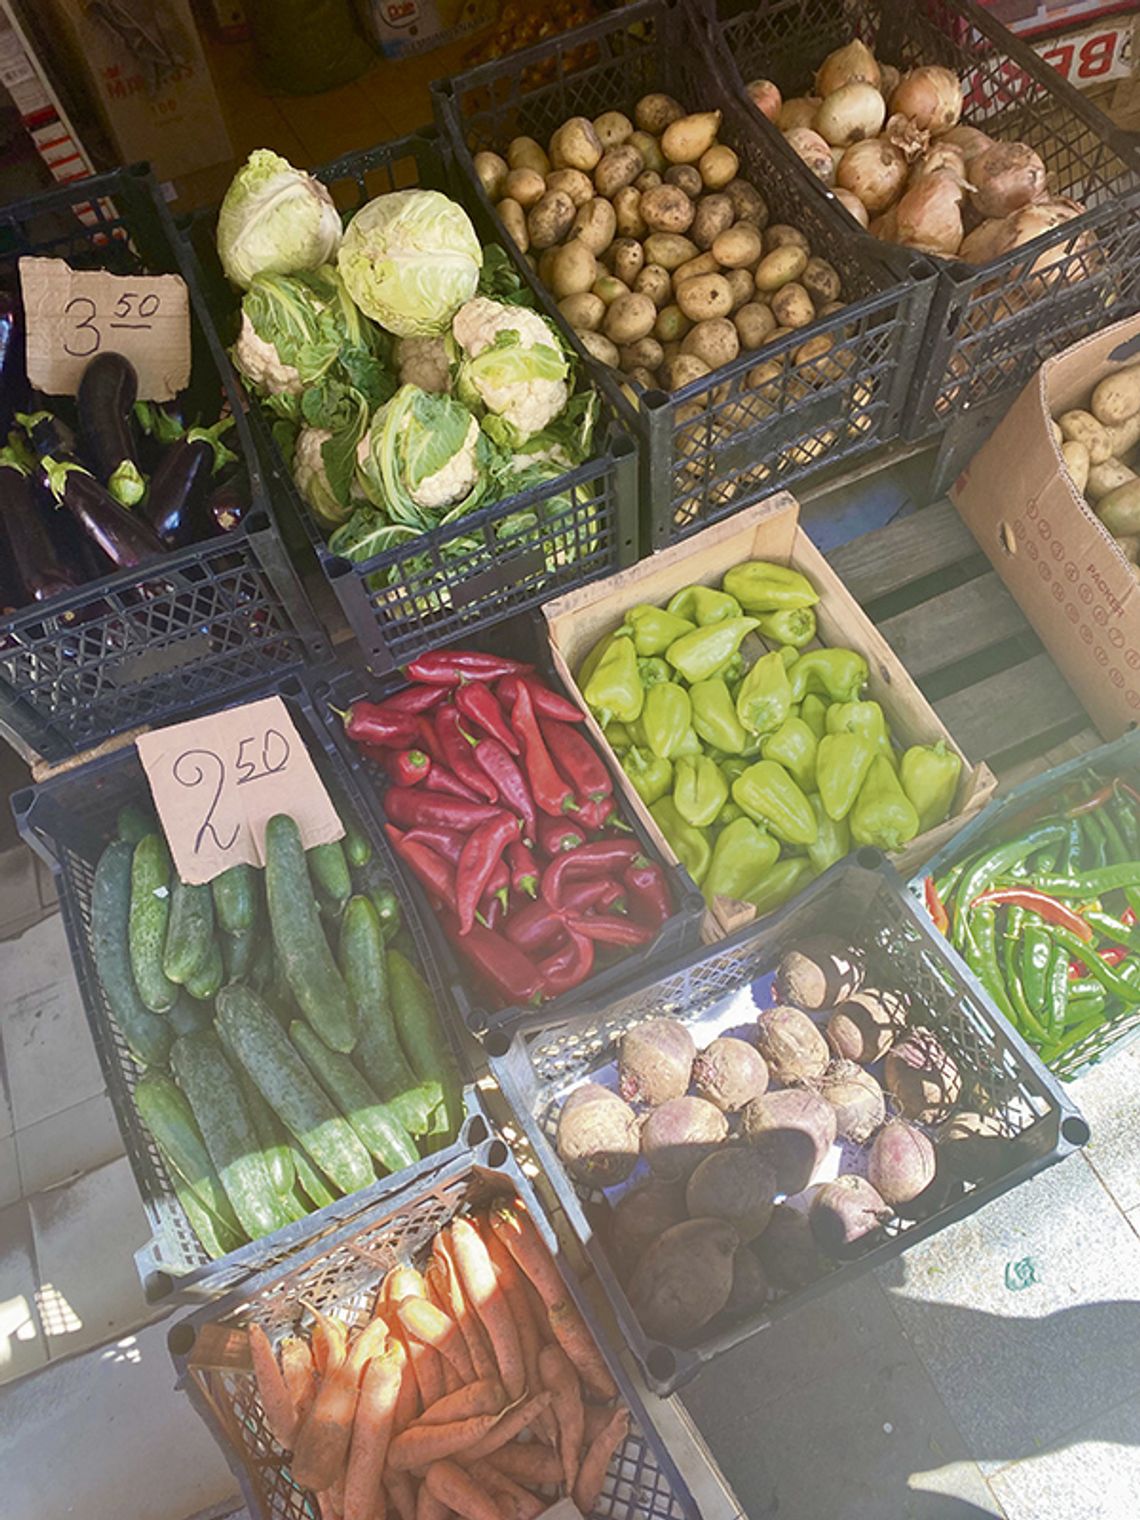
[496,197,529,253]
[802,257,841,307]
[643,232,699,271]
[665,353,712,390]
[795,332,843,382]
[572,196,617,256]
[755,244,810,291]
[1091,364,1140,427]
[536,247,558,286]
[673,251,721,286]
[746,356,782,390]
[635,170,663,192]
[665,164,704,199]
[550,116,603,172]
[1049,416,1064,446]
[1107,413,1140,458]
[1098,478,1140,536]
[610,237,646,286]
[628,131,666,175]
[725,267,754,311]
[1060,438,1090,495]
[504,167,546,210]
[818,300,846,318]
[507,136,550,175]
[550,239,597,297]
[691,193,735,250]
[640,184,695,235]
[682,317,739,369]
[619,336,665,372]
[1115,533,1140,563]
[712,223,764,269]
[635,92,685,135]
[1087,457,1137,502]
[527,190,575,249]
[612,186,646,240]
[595,144,645,198]
[595,110,634,149]
[735,301,777,348]
[473,150,509,200]
[660,340,682,366]
[654,304,691,343]
[604,292,657,344]
[634,263,672,308]
[764,223,811,254]
[1058,409,1112,465]
[699,144,740,190]
[662,111,722,165]
[771,282,816,328]
[577,329,621,367]
[546,168,594,207]
[593,273,630,305]
[725,177,769,227]
[559,291,605,332]
[676,272,733,321]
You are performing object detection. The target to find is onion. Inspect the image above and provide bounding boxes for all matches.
[879,62,901,100]
[893,169,967,255]
[778,96,822,132]
[969,141,1048,219]
[836,138,908,212]
[941,124,995,164]
[869,205,899,241]
[884,113,930,162]
[889,66,963,134]
[815,39,881,97]
[959,216,1014,263]
[746,78,783,123]
[785,127,836,184]
[816,81,887,147]
[833,187,870,228]
[910,142,967,186]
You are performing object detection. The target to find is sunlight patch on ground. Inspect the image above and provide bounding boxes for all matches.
[35,1284,83,1337]
[0,1294,39,1365]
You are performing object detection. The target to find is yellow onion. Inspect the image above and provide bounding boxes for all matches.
[746,78,783,123]
[869,205,899,241]
[941,124,995,164]
[884,113,930,162]
[833,187,870,228]
[893,169,967,256]
[968,141,1048,219]
[879,62,901,99]
[889,66,963,134]
[778,96,821,132]
[815,39,881,97]
[816,81,887,146]
[909,142,967,186]
[836,137,908,213]
[959,216,1013,263]
[785,126,836,184]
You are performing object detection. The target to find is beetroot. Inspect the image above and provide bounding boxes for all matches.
[937,1110,1012,1183]
[692,1037,769,1112]
[867,1118,936,1206]
[810,1175,892,1255]
[776,937,862,1009]
[754,1204,823,1290]
[609,1178,688,1280]
[685,1148,778,1241]
[628,1218,739,1340]
[817,1061,886,1143]
[885,1028,961,1124]
[825,989,907,1063]
[726,1246,770,1313]
[742,1087,837,1194]
[555,1083,640,1187]
[756,1005,829,1085]
[641,1096,728,1180]
[619,1018,696,1105]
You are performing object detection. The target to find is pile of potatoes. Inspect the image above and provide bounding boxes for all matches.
[1054,361,1140,579]
[472,91,849,397]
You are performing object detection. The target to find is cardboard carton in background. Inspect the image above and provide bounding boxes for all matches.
[951,312,1140,741]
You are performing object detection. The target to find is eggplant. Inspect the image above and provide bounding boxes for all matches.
[204,469,249,535]
[133,400,186,472]
[0,447,80,602]
[77,353,144,506]
[17,408,78,462]
[146,418,237,548]
[0,294,26,440]
[42,457,163,569]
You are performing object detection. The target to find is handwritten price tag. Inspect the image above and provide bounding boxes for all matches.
[135,696,344,885]
[19,256,191,401]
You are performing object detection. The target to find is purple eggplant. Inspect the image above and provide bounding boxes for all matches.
[146,418,236,548]
[0,446,80,603]
[42,457,163,569]
[77,352,144,506]
[17,409,78,463]
[0,295,26,440]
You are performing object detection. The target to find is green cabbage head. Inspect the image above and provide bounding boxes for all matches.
[338,190,482,338]
[217,149,342,290]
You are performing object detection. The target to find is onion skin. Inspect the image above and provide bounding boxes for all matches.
[958,215,1010,263]
[969,141,1048,219]
[833,187,870,228]
[815,39,881,98]
[746,78,783,123]
[869,205,899,241]
[778,96,821,132]
[889,66,963,135]
[941,124,995,165]
[836,138,908,213]
[910,142,967,186]
[785,126,836,185]
[893,169,968,256]
[816,82,886,147]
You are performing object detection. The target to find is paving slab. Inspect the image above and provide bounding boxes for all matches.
[987,1387,1140,1520]
[0,1136,18,1210]
[1070,1044,1140,1214]
[0,1200,46,1384]
[15,1091,124,1196]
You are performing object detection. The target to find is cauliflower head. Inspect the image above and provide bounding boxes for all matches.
[410,412,481,510]
[396,335,452,395]
[453,297,570,443]
[293,425,352,527]
[232,310,303,395]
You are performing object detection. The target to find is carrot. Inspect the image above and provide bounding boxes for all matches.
[417,1377,505,1426]
[483,1442,563,1486]
[468,1459,545,1520]
[449,1218,525,1402]
[248,1323,297,1449]
[539,1343,583,1494]
[403,1322,445,1409]
[328,1477,346,1516]
[424,1459,504,1520]
[385,1332,419,1434]
[546,1299,617,1404]
[582,1402,617,1444]
[415,1483,451,1520]
[481,1227,554,1443]
[388,1410,504,1471]
[304,1301,349,1378]
[573,1405,629,1514]
[463,1391,554,1462]
[398,1298,476,1382]
[382,1265,428,1306]
[441,1356,462,1395]
[344,1344,403,1520]
[384,1466,417,1520]
[316,1488,342,1520]
[280,1336,318,1432]
[434,1230,499,1383]
[293,1320,388,1491]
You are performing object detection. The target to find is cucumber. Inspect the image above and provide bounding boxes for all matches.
[170,1170,243,1259]
[215,982,374,1196]
[291,1144,338,1208]
[388,950,464,1151]
[343,820,373,870]
[309,839,352,916]
[184,937,224,1001]
[290,1019,419,1176]
[217,1020,295,1200]
[223,922,259,982]
[167,994,213,1037]
[117,803,154,845]
[212,864,258,935]
[265,815,357,1053]
[130,834,179,1014]
[339,897,433,1137]
[91,840,173,1068]
[163,878,215,984]
[134,1072,244,1240]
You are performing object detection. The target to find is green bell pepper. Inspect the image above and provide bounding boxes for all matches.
[715,799,746,828]
[722,561,820,613]
[579,628,624,690]
[850,754,920,850]
[755,607,817,648]
[667,584,742,626]
[651,796,712,885]
[788,648,868,704]
[643,681,692,760]
[690,677,749,754]
[735,650,792,736]
[731,760,817,846]
[604,720,632,751]
[702,817,780,906]
[721,651,745,693]
[800,693,828,740]
[742,857,815,915]
[583,631,644,727]
[666,617,759,684]
[621,747,673,807]
[825,699,891,753]
[625,603,696,656]
[806,793,850,875]
[638,656,672,688]
[675,726,704,756]
[673,755,728,828]
[816,731,876,821]
[760,716,818,792]
[900,741,962,831]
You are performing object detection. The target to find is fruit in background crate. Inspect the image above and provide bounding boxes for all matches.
[1051,360,1140,578]
[640,1095,728,1180]
[555,1082,641,1186]
[810,1174,892,1254]
[628,1217,739,1339]
[867,1118,937,1206]
[618,1017,695,1105]
[884,1028,962,1124]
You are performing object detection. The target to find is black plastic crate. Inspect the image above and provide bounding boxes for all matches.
[703,0,1140,431]
[433,0,935,552]
[488,853,1089,1395]
[0,166,326,762]
[167,1137,711,1520]
[182,129,639,677]
[13,676,478,1303]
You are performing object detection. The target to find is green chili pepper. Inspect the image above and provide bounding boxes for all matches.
[702,817,780,907]
[637,656,672,688]
[1001,906,1048,1041]
[689,677,749,754]
[951,822,1069,949]
[1040,1008,1110,1066]
[735,650,792,737]
[1110,792,1140,855]
[800,693,828,740]
[1097,807,1130,863]
[666,617,759,684]
[1084,907,1140,954]
[642,681,692,760]
[625,603,696,656]
[1080,810,1109,869]
[666,584,742,626]
[754,607,817,648]
[760,716,817,792]
[650,796,711,885]
[788,648,868,704]
[900,741,962,831]
[850,755,920,851]
[722,561,819,613]
[731,760,817,846]
[1049,925,1140,1002]
[583,631,643,727]
[816,732,875,822]
[673,755,728,828]
[1030,864,1140,896]
[806,792,850,875]
[971,905,1017,1025]
[621,747,673,807]
[1021,919,1053,1013]
[1045,940,1070,1037]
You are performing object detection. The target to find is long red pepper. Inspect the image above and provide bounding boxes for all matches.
[480,892,506,931]
[537,814,587,856]
[424,765,482,803]
[436,704,498,804]
[441,914,544,1004]
[538,926,594,996]
[384,749,430,788]
[563,877,625,915]
[404,651,531,685]
[563,912,654,947]
[386,827,458,913]
[1066,782,1115,817]
[539,718,611,803]
[576,796,624,832]
[541,840,644,908]
[415,715,446,767]
[411,827,510,906]
[457,812,520,934]
[340,703,421,749]
[376,685,448,715]
[472,738,537,841]
[622,860,671,929]
[510,680,577,817]
[972,886,1093,942]
[496,674,584,723]
[924,875,950,936]
[507,837,539,898]
[455,682,520,755]
[385,788,500,833]
[506,879,625,954]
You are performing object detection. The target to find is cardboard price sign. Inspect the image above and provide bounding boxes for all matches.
[135,697,344,885]
[19,256,191,400]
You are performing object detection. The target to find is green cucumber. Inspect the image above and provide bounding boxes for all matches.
[130,834,179,1014]
[291,1144,338,1207]
[215,982,374,1195]
[343,820,373,870]
[217,1020,295,1200]
[167,994,213,1037]
[163,879,215,984]
[184,937,224,1001]
[309,839,352,916]
[169,1170,243,1259]
[169,1034,289,1241]
[212,863,259,935]
[134,1072,244,1240]
[290,1019,419,1176]
[223,922,259,982]
[265,815,357,1053]
[117,803,154,845]
[91,840,173,1068]
[339,897,433,1137]
[388,950,463,1152]
[351,858,402,940]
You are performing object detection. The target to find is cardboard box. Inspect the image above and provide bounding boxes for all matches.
[357,0,496,60]
[951,312,1140,741]
[544,493,996,939]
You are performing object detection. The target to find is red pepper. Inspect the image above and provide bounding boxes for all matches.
[537,925,595,997]
[537,814,587,857]
[386,826,458,914]
[455,681,520,756]
[384,749,430,788]
[971,886,1093,942]
[577,796,626,833]
[415,715,446,767]
[340,702,421,749]
[561,877,625,915]
[472,738,537,841]
[1124,907,1137,927]
[436,704,499,804]
[505,899,568,954]
[1068,958,1089,980]
[622,860,671,929]
[510,680,578,818]
[497,674,584,723]
[405,826,465,863]
[404,650,532,686]
[385,788,501,834]
[442,914,544,1005]
[457,812,520,934]
[480,891,506,931]
[924,875,950,936]
[424,765,482,803]
[376,685,448,715]
[507,837,539,899]
[541,840,645,908]
[1114,778,1140,810]
[1102,945,1129,966]
[1065,782,1115,817]
[563,912,655,948]
[539,718,611,803]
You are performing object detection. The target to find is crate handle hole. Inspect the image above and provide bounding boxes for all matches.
[647,1345,677,1383]
[167,1322,195,1357]
[485,1139,509,1168]
[485,1031,511,1060]
[145,1270,174,1303]
[856,848,883,871]
[1062,1115,1090,1147]
[466,1116,490,1147]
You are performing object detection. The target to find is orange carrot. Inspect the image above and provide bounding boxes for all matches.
[441,1356,462,1395]
[388,1410,504,1470]
[382,1265,428,1306]
[316,1488,342,1520]
[384,1466,417,1520]
[280,1336,318,1432]
[546,1299,617,1404]
[248,1323,297,1449]
[463,1391,554,1462]
[583,1402,617,1444]
[385,1331,419,1434]
[415,1482,451,1520]
[434,1230,498,1383]
[343,1344,403,1520]
[403,1322,445,1409]
[305,1301,349,1378]
[293,1320,388,1491]
[424,1459,504,1520]
[449,1218,525,1402]
[481,1227,554,1443]
[573,1405,629,1514]
[416,1377,505,1426]
[483,1442,563,1486]
[539,1343,583,1494]
[468,1459,545,1520]
[398,1298,476,1382]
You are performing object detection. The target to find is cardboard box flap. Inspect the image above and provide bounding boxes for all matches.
[1043,323,1140,416]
